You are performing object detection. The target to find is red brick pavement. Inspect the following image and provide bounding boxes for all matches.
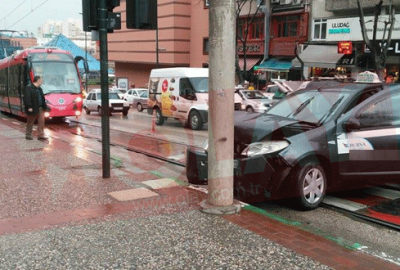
[223,209,400,270]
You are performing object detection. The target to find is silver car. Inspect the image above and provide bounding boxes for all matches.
[236,89,273,113]
[132,90,149,112]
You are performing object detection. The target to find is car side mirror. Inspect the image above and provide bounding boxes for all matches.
[343,118,360,131]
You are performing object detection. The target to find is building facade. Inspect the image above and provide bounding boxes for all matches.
[107,0,264,88]
[294,0,400,80]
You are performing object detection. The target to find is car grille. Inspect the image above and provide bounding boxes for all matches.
[111,103,123,107]
[234,102,241,111]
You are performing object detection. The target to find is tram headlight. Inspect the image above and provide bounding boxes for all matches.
[74,97,82,103]
[75,111,81,116]
[44,112,50,118]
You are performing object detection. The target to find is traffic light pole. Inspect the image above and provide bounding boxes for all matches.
[99,0,111,178]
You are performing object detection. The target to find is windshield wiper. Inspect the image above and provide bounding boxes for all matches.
[286,96,315,118]
[318,96,344,124]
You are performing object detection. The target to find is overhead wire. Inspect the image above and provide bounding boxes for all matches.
[0,0,28,24]
[7,0,49,30]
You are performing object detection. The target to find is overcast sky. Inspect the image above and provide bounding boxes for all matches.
[0,0,83,35]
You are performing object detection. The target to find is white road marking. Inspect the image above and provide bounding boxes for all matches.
[323,195,368,211]
[364,187,400,200]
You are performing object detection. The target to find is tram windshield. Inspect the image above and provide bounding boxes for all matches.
[32,61,81,95]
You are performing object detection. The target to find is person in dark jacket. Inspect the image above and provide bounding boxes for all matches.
[23,76,48,140]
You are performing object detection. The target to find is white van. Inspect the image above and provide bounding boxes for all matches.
[147,68,209,130]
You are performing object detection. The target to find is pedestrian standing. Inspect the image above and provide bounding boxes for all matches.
[24,76,49,140]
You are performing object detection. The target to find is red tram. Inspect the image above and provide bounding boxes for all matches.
[0,47,86,119]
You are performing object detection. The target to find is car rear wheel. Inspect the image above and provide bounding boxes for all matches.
[246,106,254,113]
[85,107,91,115]
[137,103,143,112]
[189,110,203,130]
[293,163,326,211]
[98,106,102,116]
[155,108,164,125]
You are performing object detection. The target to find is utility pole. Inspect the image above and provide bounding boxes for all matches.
[204,0,238,212]
[99,0,111,178]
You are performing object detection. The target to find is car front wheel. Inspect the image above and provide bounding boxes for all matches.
[246,106,254,113]
[293,163,326,211]
[84,107,91,115]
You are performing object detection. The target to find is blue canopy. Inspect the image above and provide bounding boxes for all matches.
[45,34,101,73]
[255,59,292,72]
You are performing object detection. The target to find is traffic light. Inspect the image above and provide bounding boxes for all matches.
[82,0,121,31]
[82,0,98,31]
[126,0,158,30]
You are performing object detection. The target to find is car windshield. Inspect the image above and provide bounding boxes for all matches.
[32,62,80,94]
[188,77,208,93]
[96,93,121,100]
[267,90,350,124]
[242,90,269,99]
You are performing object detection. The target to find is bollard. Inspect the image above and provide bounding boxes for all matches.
[152,109,156,133]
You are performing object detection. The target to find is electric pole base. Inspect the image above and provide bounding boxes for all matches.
[199,199,242,215]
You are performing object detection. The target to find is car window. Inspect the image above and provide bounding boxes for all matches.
[139,91,148,98]
[358,91,400,128]
[86,93,92,100]
[268,86,279,93]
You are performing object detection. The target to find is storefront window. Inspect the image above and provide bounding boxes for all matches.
[313,19,327,40]
[237,17,264,40]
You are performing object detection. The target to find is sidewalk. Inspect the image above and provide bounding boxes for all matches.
[0,118,398,270]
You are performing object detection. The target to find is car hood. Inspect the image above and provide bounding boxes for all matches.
[234,111,316,144]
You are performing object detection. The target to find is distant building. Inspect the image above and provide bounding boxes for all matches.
[0,33,37,59]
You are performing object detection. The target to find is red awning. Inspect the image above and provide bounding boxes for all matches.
[238,57,262,71]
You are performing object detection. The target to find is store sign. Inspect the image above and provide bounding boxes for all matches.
[337,41,352,54]
[326,15,400,41]
[337,52,355,66]
[237,42,264,55]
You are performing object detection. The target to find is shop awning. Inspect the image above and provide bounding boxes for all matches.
[255,59,292,72]
[292,45,344,69]
[238,57,262,70]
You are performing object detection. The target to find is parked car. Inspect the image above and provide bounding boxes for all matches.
[236,89,273,113]
[132,90,149,112]
[187,72,400,210]
[123,88,148,105]
[83,89,130,116]
[111,88,127,99]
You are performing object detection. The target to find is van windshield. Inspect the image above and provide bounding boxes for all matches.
[188,77,208,93]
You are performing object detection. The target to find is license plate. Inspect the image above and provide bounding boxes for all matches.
[113,107,123,110]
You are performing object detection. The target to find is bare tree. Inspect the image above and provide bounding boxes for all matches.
[357,0,395,74]
[235,0,263,84]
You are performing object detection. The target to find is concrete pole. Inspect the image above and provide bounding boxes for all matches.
[207,0,236,207]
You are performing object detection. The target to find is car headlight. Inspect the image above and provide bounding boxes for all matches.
[202,139,208,151]
[242,140,289,157]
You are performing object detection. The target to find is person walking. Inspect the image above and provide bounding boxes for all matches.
[24,76,49,140]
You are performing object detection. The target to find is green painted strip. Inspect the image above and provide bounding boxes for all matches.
[169,177,189,186]
[150,170,164,178]
[243,205,302,226]
[243,204,363,250]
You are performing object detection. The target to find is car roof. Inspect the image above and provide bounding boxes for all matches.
[298,80,384,94]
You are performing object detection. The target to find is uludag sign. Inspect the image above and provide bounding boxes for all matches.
[325,15,400,42]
